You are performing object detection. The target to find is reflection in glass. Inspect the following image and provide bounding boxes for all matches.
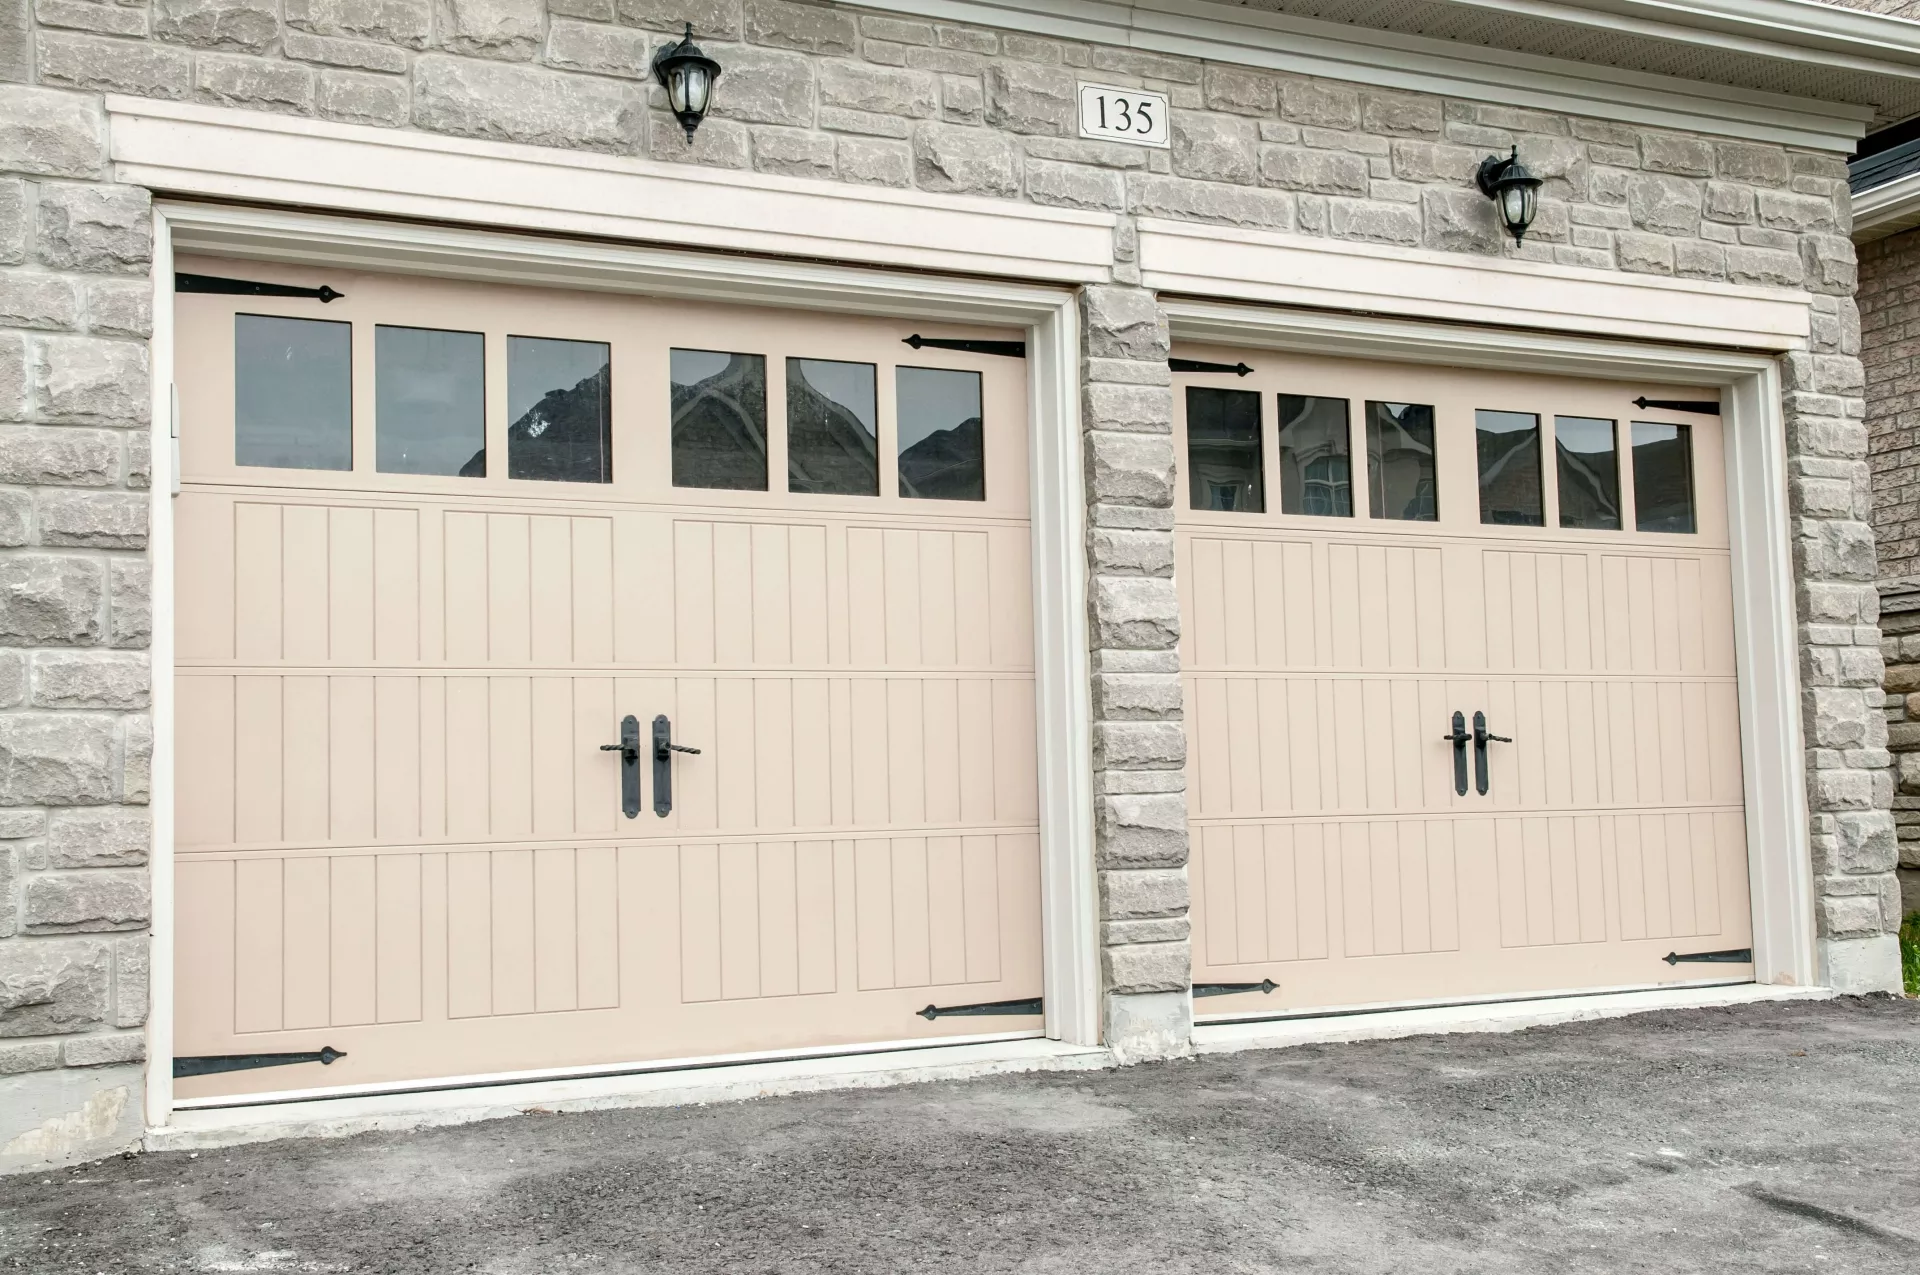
[1366,401,1437,521]
[672,349,767,490]
[506,337,611,483]
[1555,416,1620,530]
[897,367,985,501]
[234,314,352,471]
[1476,409,1543,526]
[1185,387,1263,512]
[1277,394,1351,517]
[788,358,878,496]
[1632,421,1696,533]
[375,325,486,477]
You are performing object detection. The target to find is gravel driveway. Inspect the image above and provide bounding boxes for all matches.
[4,996,1917,1274]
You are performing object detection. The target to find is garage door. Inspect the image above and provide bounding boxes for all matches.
[171,258,1043,1099]
[1175,343,1754,1017]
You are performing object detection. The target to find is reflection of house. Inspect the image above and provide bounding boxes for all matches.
[672,355,768,489]
[900,417,983,500]
[1557,444,1619,528]
[1476,424,1541,525]
[1277,398,1350,516]
[460,364,613,482]
[786,367,877,494]
[1368,404,1436,520]
[1187,390,1262,511]
[1632,434,1693,532]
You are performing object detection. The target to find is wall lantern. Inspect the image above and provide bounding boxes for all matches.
[653,23,722,142]
[1475,146,1542,244]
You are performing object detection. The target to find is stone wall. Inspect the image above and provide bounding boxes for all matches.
[0,0,1898,1165]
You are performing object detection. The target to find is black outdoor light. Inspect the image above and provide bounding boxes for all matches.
[653,23,722,142]
[1475,146,1543,244]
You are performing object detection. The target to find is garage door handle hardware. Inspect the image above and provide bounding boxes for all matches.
[1442,711,1471,796]
[652,714,700,818]
[1631,397,1719,415]
[176,272,343,303]
[1193,978,1279,999]
[902,334,1027,359]
[1472,711,1511,797]
[916,996,1043,1020]
[602,714,643,819]
[173,1046,346,1079]
[1663,947,1751,965]
[1169,357,1254,376]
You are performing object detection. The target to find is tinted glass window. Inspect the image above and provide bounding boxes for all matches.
[1632,421,1696,533]
[1277,394,1350,517]
[1555,416,1620,530]
[1185,386,1263,512]
[234,314,352,471]
[1365,401,1437,521]
[1476,409,1543,526]
[506,337,611,484]
[375,325,486,477]
[671,349,767,491]
[788,358,878,496]
[897,367,984,501]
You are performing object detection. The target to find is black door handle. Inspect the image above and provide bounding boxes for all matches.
[1442,711,1470,796]
[1471,711,1511,796]
[652,714,700,818]
[601,714,642,819]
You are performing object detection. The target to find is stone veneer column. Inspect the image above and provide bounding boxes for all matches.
[1079,273,1192,1062]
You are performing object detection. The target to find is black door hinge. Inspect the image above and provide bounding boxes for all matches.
[177,273,343,303]
[174,1046,346,1079]
[917,996,1042,1020]
[1663,948,1752,965]
[902,334,1026,358]
[1632,397,1719,415]
[1169,358,1253,376]
[1192,978,1278,999]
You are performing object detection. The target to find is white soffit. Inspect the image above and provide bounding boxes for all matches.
[106,98,1114,287]
[1138,217,1813,351]
[865,0,1889,149]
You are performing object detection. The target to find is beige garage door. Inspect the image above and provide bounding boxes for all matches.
[172,258,1042,1100]
[1175,343,1753,1017]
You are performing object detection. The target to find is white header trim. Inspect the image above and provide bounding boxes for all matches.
[1138,218,1812,351]
[109,99,1115,286]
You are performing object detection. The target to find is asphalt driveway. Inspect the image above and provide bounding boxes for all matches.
[3,996,1917,1274]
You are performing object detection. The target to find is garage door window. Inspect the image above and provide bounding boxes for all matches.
[1364,401,1437,522]
[1476,409,1544,526]
[375,325,487,478]
[671,348,769,491]
[1632,421,1696,533]
[897,366,985,501]
[1277,394,1351,517]
[506,336,612,484]
[1185,386,1263,512]
[788,357,878,496]
[234,314,352,472]
[1554,416,1620,530]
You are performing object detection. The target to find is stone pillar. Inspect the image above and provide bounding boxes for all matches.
[1878,582,1920,922]
[1789,275,1903,992]
[1079,281,1192,1062]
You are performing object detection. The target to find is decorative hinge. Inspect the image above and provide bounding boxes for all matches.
[916,996,1042,1020]
[902,334,1026,358]
[1169,357,1253,376]
[1632,397,1719,415]
[173,1046,347,1078]
[1192,978,1278,999]
[1662,948,1752,965]
[176,273,343,303]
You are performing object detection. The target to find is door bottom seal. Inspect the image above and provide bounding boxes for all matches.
[1194,978,1754,1029]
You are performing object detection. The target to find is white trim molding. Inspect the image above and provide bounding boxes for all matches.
[1140,219,1814,352]
[109,99,1115,286]
[1161,298,1820,992]
[1851,172,1920,244]
[144,201,1102,1127]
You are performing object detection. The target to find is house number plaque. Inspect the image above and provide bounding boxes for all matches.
[1077,83,1171,148]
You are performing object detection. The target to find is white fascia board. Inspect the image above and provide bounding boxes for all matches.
[1852,171,1920,243]
[861,0,1876,149]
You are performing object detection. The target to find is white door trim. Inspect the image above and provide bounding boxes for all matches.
[1162,298,1818,993]
[143,202,1101,1128]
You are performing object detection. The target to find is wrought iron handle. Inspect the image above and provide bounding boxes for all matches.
[1471,711,1509,796]
[605,715,642,818]
[652,715,699,818]
[1442,711,1470,796]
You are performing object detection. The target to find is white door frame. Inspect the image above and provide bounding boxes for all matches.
[143,203,1100,1127]
[1163,299,1818,997]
